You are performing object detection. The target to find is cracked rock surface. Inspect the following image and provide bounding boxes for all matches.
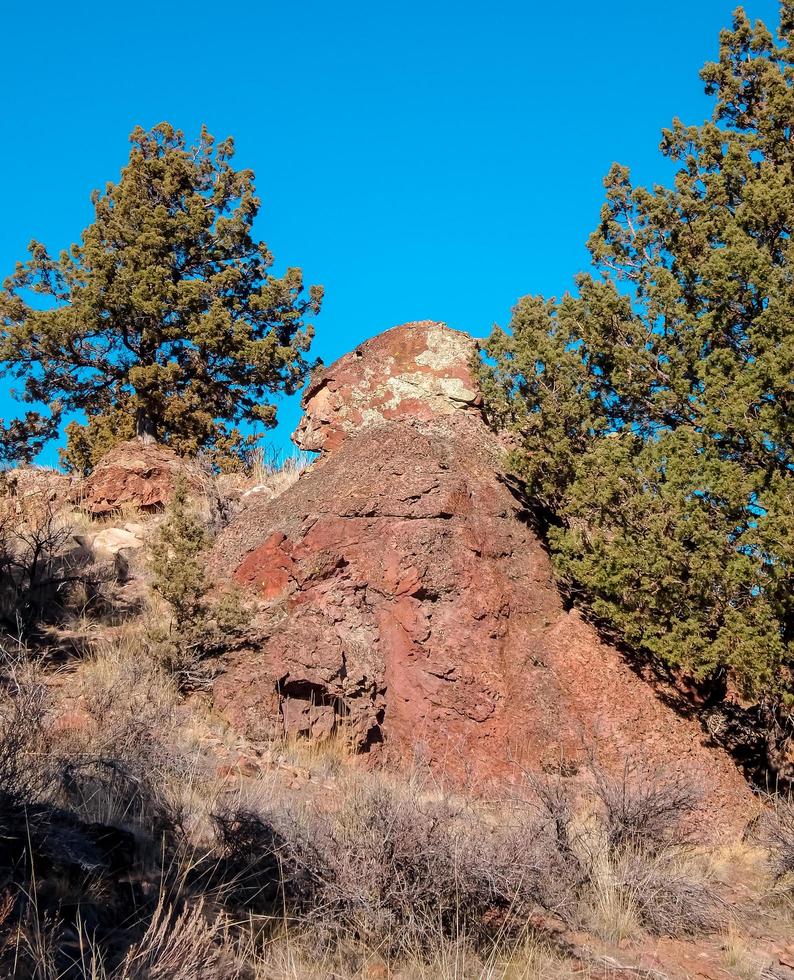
[210,321,752,830]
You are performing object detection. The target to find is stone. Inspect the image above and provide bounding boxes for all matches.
[0,466,72,514]
[293,320,481,453]
[210,321,755,832]
[72,439,208,515]
[75,527,144,562]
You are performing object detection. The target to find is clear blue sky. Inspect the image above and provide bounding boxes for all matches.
[0,0,781,465]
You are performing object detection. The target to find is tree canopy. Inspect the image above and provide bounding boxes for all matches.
[480,3,794,709]
[0,123,322,472]
[0,409,61,467]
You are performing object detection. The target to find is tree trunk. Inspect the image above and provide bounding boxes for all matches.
[135,409,157,445]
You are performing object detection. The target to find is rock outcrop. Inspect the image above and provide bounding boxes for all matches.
[0,466,71,513]
[73,440,207,515]
[211,321,753,825]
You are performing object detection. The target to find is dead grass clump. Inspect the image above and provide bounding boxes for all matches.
[246,447,313,497]
[612,847,720,937]
[761,794,794,892]
[77,634,180,768]
[0,654,53,805]
[116,897,241,980]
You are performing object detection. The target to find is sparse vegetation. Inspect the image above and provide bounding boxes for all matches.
[0,643,780,980]
[245,447,314,495]
[3,3,794,976]
[762,793,794,893]
[0,490,124,643]
[0,457,777,977]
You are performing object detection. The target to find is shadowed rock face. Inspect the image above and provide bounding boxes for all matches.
[211,321,752,829]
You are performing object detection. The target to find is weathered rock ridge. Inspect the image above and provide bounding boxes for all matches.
[211,321,751,823]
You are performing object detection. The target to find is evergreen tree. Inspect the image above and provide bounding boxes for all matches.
[0,123,322,472]
[0,409,60,466]
[480,4,794,711]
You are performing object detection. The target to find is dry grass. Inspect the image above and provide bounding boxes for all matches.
[243,925,566,979]
[762,793,794,884]
[115,897,240,980]
[721,927,766,980]
[582,851,642,944]
[0,626,789,978]
[246,447,314,497]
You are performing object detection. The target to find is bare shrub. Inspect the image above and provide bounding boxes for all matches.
[591,762,701,854]
[521,770,587,874]
[0,497,73,635]
[522,765,718,941]
[206,808,285,913]
[251,776,575,956]
[762,795,794,886]
[613,847,721,936]
[0,493,131,651]
[581,766,720,939]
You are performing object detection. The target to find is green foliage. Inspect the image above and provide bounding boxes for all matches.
[60,410,137,473]
[0,406,61,466]
[480,4,794,703]
[0,123,323,472]
[150,478,210,628]
[149,478,251,687]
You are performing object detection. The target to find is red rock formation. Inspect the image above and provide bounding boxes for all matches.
[211,321,753,827]
[73,440,207,515]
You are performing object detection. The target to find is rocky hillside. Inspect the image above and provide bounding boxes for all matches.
[1,322,793,978]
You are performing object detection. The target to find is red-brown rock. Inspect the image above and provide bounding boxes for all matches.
[210,321,753,829]
[72,439,207,515]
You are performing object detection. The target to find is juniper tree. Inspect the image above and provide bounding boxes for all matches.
[0,408,61,466]
[480,4,794,712]
[0,123,323,472]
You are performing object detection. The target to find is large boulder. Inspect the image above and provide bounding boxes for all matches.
[293,320,481,453]
[72,440,208,516]
[210,321,752,827]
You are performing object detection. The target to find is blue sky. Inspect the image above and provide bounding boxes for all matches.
[0,0,781,465]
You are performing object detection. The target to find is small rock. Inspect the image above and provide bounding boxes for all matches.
[50,709,94,734]
[89,527,144,560]
[242,484,276,500]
